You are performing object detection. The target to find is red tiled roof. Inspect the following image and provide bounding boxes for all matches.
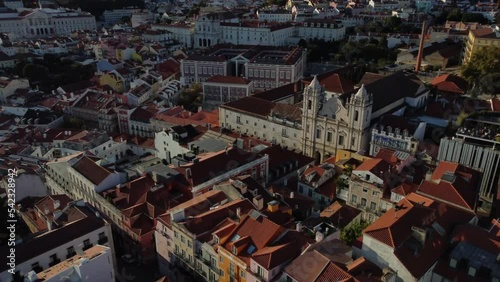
[354,158,390,177]
[304,72,355,94]
[205,75,251,85]
[364,193,476,279]
[72,156,111,185]
[320,201,362,228]
[490,98,500,112]
[417,177,476,210]
[375,148,399,165]
[431,74,468,94]
[317,262,357,282]
[451,224,500,251]
[471,27,500,38]
[391,183,418,197]
[220,96,275,118]
[175,146,264,187]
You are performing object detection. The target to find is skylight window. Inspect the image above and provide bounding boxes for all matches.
[246,245,256,255]
[230,234,241,242]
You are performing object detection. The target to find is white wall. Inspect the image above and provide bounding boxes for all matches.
[10,174,47,203]
[154,130,190,162]
[0,224,113,282]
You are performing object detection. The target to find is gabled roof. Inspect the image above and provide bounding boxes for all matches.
[417,177,477,211]
[431,74,468,95]
[303,71,355,94]
[350,71,428,112]
[72,156,111,185]
[354,158,390,177]
[363,193,476,279]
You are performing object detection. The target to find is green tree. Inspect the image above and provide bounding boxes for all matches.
[340,221,369,244]
[119,16,131,24]
[447,8,463,21]
[479,73,500,97]
[462,46,500,82]
[461,13,490,24]
[384,16,402,32]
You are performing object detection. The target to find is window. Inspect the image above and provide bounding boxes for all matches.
[316,129,321,139]
[351,137,356,146]
[50,254,58,263]
[365,174,370,181]
[83,239,91,249]
[308,189,313,197]
[361,198,367,207]
[240,270,245,278]
[219,256,224,263]
[174,231,178,238]
[299,185,303,193]
[468,267,476,277]
[237,116,241,123]
[327,132,332,142]
[338,135,344,145]
[370,202,377,211]
[257,266,264,277]
[232,245,237,255]
[449,258,457,268]
[362,188,368,193]
[188,241,192,248]
[181,236,185,243]
[31,262,40,270]
[67,246,75,257]
[308,100,312,110]
[354,110,359,121]
[351,195,357,204]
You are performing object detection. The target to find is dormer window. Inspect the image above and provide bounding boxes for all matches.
[449,258,457,268]
[468,266,476,277]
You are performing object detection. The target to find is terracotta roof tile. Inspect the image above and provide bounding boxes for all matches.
[72,156,111,185]
[431,74,469,94]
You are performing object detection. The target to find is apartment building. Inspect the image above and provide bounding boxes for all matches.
[202,75,252,103]
[362,193,477,282]
[370,115,426,156]
[221,21,295,46]
[24,245,115,282]
[0,8,96,40]
[155,190,229,276]
[297,160,339,209]
[168,196,254,281]
[0,197,116,282]
[173,146,270,196]
[219,94,303,151]
[298,19,346,42]
[217,208,313,282]
[151,22,195,48]
[181,45,306,90]
[194,12,239,48]
[257,9,294,23]
[0,77,30,104]
[348,158,395,222]
[66,90,118,132]
[438,125,500,206]
[103,8,141,25]
[463,26,500,64]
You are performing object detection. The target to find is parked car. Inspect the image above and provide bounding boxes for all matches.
[121,254,135,264]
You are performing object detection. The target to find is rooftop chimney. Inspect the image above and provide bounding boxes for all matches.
[415,21,426,74]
